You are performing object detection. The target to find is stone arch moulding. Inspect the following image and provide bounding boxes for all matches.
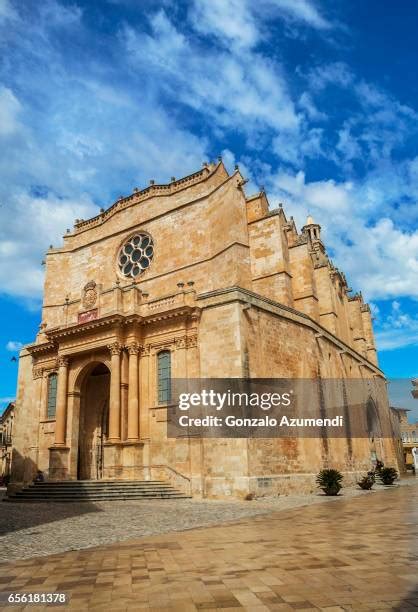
[70,356,112,395]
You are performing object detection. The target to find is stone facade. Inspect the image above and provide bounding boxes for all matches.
[392,407,418,469]
[1,401,14,481]
[10,160,402,497]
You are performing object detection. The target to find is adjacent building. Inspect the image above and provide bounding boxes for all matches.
[412,378,418,400]
[10,160,402,497]
[392,407,418,468]
[1,402,15,483]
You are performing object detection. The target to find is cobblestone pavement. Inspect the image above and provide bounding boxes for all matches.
[0,482,417,611]
[0,479,417,564]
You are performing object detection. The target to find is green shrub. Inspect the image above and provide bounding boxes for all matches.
[357,475,374,490]
[380,467,398,485]
[316,469,343,496]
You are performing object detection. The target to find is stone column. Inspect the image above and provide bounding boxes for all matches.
[121,350,129,441]
[127,342,140,440]
[108,342,122,442]
[139,344,151,441]
[54,356,69,446]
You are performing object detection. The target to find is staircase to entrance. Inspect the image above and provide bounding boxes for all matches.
[5,480,191,502]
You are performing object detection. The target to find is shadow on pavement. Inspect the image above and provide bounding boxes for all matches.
[393,586,418,611]
[0,488,101,536]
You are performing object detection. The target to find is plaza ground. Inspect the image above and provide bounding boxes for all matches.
[0,480,417,610]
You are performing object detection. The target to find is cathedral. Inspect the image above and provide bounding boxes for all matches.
[10,160,402,497]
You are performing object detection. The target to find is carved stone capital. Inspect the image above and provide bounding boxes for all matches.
[186,334,198,348]
[107,341,122,356]
[174,335,198,349]
[32,366,44,379]
[126,342,140,355]
[57,356,69,368]
[174,336,187,349]
[140,344,151,356]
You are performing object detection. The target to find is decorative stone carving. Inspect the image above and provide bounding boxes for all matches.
[140,344,151,356]
[82,281,98,309]
[32,366,44,379]
[174,337,187,349]
[57,356,69,368]
[174,335,198,349]
[186,334,198,348]
[107,341,122,355]
[126,342,140,355]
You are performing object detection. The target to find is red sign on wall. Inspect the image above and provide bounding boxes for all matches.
[78,309,98,324]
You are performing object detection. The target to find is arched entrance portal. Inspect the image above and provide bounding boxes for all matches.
[77,363,110,480]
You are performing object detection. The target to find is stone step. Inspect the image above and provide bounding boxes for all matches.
[32,480,165,487]
[11,490,181,498]
[6,479,191,502]
[7,490,189,497]
[24,484,175,491]
[4,495,190,502]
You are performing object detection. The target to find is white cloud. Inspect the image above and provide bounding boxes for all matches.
[0,87,22,136]
[6,341,23,351]
[38,1,82,27]
[123,10,300,145]
[375,301,418,351]
[189,0,331,50]
[190,0,258,48]
[302,65,417,168]
[0,192,98,297]
[0,0,17,21]
[306,62,354,91]
[267,0,331,30]
[268,169,418,301]
[336,123,362,161]
[0,5,211,300]
[0,0,416,320]
[298,92,327,121]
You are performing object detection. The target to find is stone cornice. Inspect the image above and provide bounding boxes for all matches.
[196,286,385,377]
[247,208,282,225]
[29,302,199,347]
[45,314,125,341]
[26,341,56,356]
[141,306,197,326]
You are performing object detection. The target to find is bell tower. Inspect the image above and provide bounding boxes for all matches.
[302,215,322,243]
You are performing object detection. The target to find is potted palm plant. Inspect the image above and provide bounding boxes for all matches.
[316,469,343,495]
[357,474,374,490]
[380,467,398,485]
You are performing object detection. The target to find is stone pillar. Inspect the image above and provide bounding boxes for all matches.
[127,342,140,440]
[121,350,129,440]
[108,342,122,442]
[139,344,151,441]
[54,356,69,446]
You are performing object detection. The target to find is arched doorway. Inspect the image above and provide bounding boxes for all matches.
[77,363,110,480]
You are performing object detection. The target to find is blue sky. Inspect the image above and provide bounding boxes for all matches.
[0,0,417,417]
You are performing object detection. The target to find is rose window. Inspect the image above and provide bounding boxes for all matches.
[118,234,154,278]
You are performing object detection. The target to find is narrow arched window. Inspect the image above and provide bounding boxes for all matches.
[47,373,58,419]
[157,351,171,404]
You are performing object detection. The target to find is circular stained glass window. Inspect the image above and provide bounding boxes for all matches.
[118,233,154,278]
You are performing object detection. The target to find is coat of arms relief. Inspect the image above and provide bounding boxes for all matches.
[82,281,98,309]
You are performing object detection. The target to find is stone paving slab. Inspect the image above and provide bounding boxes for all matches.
[0,482,417,610]
[0,479,417,564]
